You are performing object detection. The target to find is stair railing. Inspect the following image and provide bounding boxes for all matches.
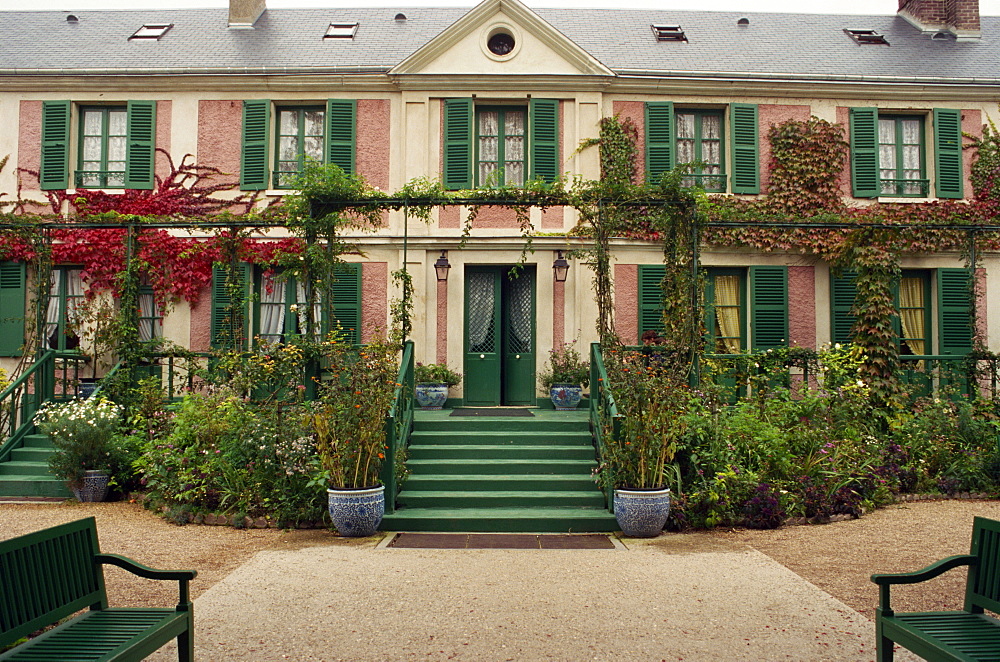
[0,351,56,463]
[381,340,414,514]
[589,342,622,512]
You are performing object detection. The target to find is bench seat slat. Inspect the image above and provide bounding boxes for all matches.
[0,609,190,662]
[882,612,1000,661]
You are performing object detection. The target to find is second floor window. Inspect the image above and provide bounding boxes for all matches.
[878,116,926,197]
[676,110,725,192]
[274,107,325,189]
[476,107,526,187]
[78,107,128,188]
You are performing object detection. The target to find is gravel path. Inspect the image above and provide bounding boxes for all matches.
[1,498,995,660]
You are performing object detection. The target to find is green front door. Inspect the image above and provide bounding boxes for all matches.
[463,266,536,406]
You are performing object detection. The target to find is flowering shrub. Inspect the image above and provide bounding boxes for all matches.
[34,397,130,488]
[414,362,462,387]
[538,341,590,389]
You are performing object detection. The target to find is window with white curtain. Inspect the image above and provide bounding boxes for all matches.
[676,110,725,192]
[46,267,84,351]
[137,282,162,342]
[476,106,525,187]
[878,115,926,197]
[255,270,323,346]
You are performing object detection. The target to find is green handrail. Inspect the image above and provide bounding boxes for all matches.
[381,340,414,514]
[589,343,620,513]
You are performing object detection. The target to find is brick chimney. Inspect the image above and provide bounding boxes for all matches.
[229,0,265,29]
[898,0,980,40]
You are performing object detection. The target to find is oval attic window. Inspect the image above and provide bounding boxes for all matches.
[487,32,515,56]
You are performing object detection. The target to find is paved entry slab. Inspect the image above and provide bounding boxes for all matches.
[148,534,905,661]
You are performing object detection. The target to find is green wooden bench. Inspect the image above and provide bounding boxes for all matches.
[871,515,1000,662]
[0,517,197,662]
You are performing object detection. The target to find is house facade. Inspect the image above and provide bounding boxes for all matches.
[0,0,998,405]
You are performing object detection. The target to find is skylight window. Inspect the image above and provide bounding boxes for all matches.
[129,23,172,40]
[652,24,687,42]
[844,29,889,45]
[324,23,358,39]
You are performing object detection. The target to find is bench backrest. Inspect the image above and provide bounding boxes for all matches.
[0,517,108,647]
[966,516,1000,613]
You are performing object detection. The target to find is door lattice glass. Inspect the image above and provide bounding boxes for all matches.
[467,272,496,353]
[505,274,532,354]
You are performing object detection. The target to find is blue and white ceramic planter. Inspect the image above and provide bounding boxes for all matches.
[613,487,671,538]
[549,384,583,410]
[72,470,110,503]
[415,383,449,410]
[327,485,385,537]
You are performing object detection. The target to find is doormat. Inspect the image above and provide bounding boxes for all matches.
[388,533,615,549]
[449,408,534,417]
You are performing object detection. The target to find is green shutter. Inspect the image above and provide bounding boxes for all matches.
[330,263,361,344]
[0,262,26,357]
[938,268,973,355]
[934,108,963,199]
[850,107,879,198]
[638,265,666,338]
[831,270,859,345]
[645,102,674,185]
[443,98,473,190]
[241,99,270,191]
[40,101,70,190]
[529,99,559,184]
[730,103,759,194]
[124,100,156,190]
[210,263,250,350]
[326,99,356,176]
[750,266,787,351]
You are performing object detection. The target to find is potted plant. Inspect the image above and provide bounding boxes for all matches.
[538,341,590,410]
[311,336,399,536]
[594,349,688,537]
[414,362,462,410]
[33,396,122,502]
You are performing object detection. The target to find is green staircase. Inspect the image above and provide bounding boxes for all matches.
[0,433,71,498]
[380,409,618,533]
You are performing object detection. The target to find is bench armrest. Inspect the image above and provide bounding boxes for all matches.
[870,554,977,615]
[96,553,197,611]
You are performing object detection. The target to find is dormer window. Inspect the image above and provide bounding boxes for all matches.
[844,29,889,45]
[129,24,172,40]
[652,25,687,42]
[325,23,358,39]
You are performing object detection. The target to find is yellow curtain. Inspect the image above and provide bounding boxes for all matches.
[714,275,742,354]
[899,277,925,356]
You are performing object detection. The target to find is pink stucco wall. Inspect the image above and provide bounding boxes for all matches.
[361,262,388,342]
[197,100,242,185]
[788,265,816,349]
[615,263,639,345]
[356,99,390,190]
[436,279,448,364]
[470,205,520,229]
[612,100,645,183]
[835,106,853,197]
[155,100,172,183]
[18,101,42,181]
[759,104,811,195]
[439,205,461,229]
[553,279,565,348]
[963,109,982,198]
[189,291,212,353]
[541,206,565,229]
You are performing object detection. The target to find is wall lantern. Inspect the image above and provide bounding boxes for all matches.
[553,250,570,282]
[434,251,451,282]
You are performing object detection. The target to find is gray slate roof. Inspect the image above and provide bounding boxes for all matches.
[1,6,998,83]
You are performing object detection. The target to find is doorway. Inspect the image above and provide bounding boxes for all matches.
[463,266,536,406]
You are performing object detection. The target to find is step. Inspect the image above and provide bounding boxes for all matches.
[407,444,595,461]
[406,458,596,475]
[20,434,55,449]
[0,461,57,477]
[409,430,591,445]
[402,474,599,491]
[9,447,54,463]
[380,507,618,533]
[397,490,606,508]
[0,476,71,498]
[413,417,589,433]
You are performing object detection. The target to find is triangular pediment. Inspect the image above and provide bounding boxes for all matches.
[390,0,614,77]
